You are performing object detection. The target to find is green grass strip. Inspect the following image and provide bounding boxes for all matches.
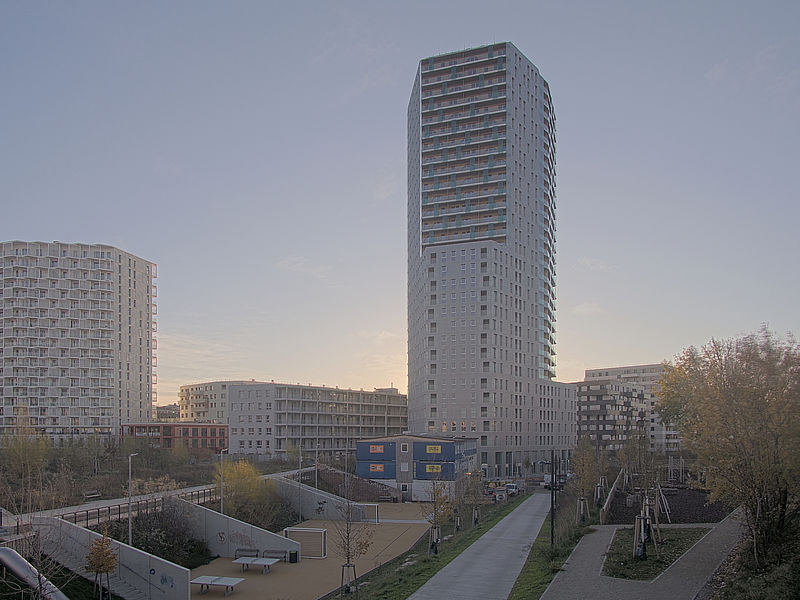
[602,526,710,580]
[507,513,580,600]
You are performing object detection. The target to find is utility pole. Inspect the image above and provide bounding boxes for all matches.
[298,445,303,520]
[315,442,319,489]
[128,453,138,546]
[550,448,555,548]
[219,448,228,515]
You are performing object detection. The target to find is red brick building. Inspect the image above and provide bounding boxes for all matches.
[120,422,228,454]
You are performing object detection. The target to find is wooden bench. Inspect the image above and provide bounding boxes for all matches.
[190,576,244,596]
[83,490,101,500]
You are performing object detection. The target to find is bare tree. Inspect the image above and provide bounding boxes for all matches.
[422,474,454,555]
[331,474,374,598]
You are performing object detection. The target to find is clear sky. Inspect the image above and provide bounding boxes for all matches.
[1,1,798,405]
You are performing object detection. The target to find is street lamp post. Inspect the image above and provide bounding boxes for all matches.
[219,448,228,516]
[298,445,303,520]
[315,442,319,489]
[128,453,138,546]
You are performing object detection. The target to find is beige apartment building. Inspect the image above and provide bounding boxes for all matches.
[583,364,680,452]
[0,240,156,440]
[178,379,263,423]
[227,382,408,458]
[576,374,649,453]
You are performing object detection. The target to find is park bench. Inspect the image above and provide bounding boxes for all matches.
[233,548,258,559]
[83,490,101,500]
[261,549,289,561]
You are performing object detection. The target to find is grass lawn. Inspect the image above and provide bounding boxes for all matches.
[507,514,596,600]
[335,494,530,600]
[603,526,710,580]
[507,515,558,600]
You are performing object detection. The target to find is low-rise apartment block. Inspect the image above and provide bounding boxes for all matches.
[153,402,179,421]
[178,380,263,422]
[228,382,407,457]
[583,364,680,452]
[576,375,648,453]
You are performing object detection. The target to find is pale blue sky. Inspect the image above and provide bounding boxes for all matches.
[1,1,798,404]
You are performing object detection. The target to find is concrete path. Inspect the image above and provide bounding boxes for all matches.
[540,513,743,600]
[407,492,550,600]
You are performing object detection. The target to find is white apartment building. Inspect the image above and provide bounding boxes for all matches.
[178,380,264,423]
[0,241,156,440]
[583,364,680,452]
[228,382,407,458]
[407,42,574,477]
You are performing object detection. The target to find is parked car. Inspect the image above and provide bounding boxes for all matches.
[505,483,519,496]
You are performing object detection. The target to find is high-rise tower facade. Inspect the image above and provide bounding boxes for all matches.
[0,241,156,440]
[408,43,574,477]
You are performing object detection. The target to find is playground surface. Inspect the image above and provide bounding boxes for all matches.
[190,502,429,600]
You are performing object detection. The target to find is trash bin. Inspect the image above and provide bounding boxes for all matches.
[289,550,299,563]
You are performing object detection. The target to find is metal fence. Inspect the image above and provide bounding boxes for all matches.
[58,486,218,528]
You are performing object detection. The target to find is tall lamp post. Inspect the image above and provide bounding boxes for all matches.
[127,453,138,546]
[315,442,319,489]
[219,448,228,516]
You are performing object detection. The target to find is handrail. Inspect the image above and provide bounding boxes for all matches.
[0,547,69,600]
[600,469,624,524]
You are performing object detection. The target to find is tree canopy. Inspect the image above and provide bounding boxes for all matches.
[657,328,800,564]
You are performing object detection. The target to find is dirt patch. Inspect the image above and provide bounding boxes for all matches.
[606,488,731,524]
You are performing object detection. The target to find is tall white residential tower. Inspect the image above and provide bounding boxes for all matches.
[408,43,574,478]
[0,241,156,440]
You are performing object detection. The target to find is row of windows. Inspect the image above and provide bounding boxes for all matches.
[231,426,272,436]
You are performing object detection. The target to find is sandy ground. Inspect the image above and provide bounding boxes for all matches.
[190,503,430,600]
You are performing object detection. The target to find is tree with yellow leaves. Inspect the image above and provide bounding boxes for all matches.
[87,526,118,599]
[658,328,800,565]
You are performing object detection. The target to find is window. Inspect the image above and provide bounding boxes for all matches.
[401,443,409,452]
[400,462,409,472]
[401,484,409,492]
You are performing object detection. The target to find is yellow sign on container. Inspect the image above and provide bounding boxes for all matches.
[369,445,384,453]
[369,463,385,472]
[426,464,442,473]
[426,445,442,454]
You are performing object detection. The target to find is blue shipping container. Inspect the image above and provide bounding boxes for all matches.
[356,461,396,479]
[412,441,455,461]
[355,441,396,461]
[414,461,456,480]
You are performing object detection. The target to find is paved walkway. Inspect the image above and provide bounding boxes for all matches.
[540,512,743,600]
[408,492,551,600]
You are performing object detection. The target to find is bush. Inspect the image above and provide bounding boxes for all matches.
[96,504,214,569]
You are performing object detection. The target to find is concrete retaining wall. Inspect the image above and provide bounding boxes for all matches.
[272,477,366,522]
[166,498,299,559]
[30,516,190,600]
